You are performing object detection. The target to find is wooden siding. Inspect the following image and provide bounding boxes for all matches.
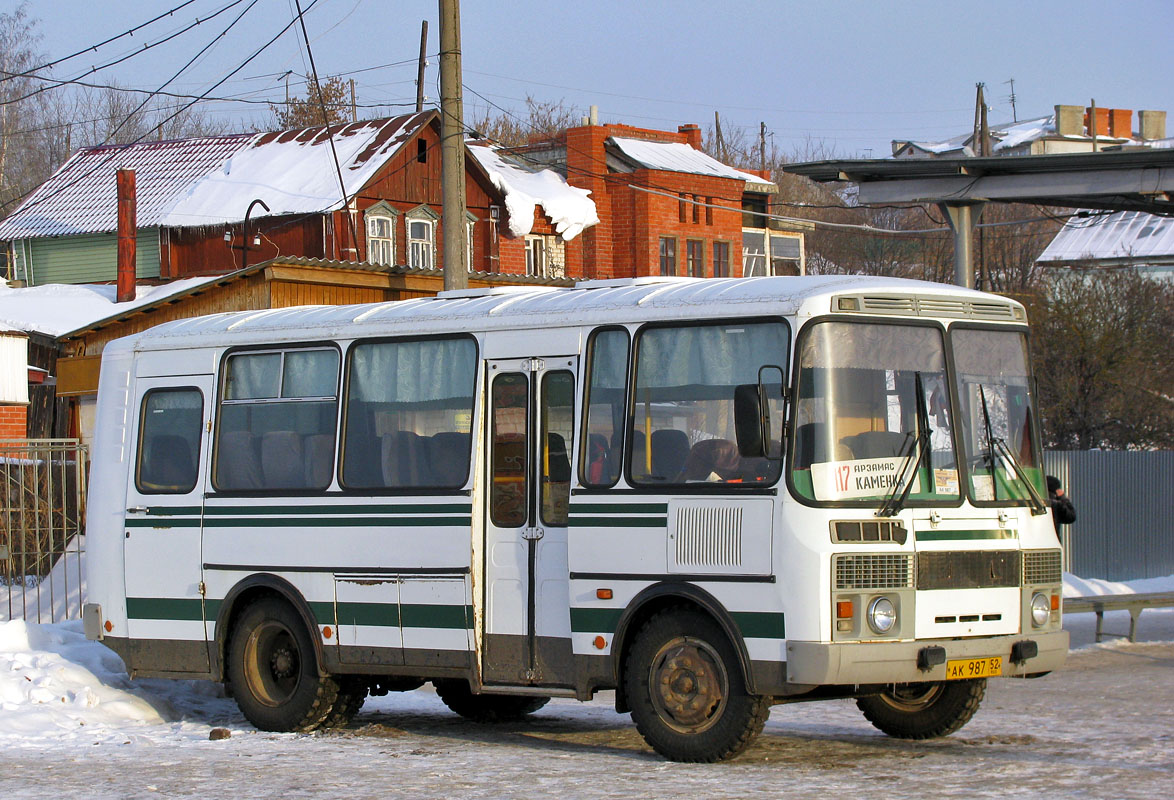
[26,229,161,285]
[166,215,325,278]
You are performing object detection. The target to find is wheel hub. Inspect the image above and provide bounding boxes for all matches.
[270,646,295,679]
[649,637,728,733]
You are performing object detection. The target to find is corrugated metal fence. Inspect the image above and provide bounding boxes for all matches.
[1044,450,1174,581]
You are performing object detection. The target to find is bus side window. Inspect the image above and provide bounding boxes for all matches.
[136,388,203,494]
[580,327,629,488]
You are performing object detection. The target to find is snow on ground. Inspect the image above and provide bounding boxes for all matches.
[1,574,1171,797]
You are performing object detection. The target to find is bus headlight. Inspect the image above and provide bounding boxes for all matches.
[1030,592,1050,628]
[866,596,897,634]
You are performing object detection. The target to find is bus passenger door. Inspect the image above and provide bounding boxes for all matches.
[482,357,577,685]
[123,375,212,673]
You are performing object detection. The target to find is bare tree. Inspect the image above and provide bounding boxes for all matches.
[469,96,581,148]
[271,74,350,129]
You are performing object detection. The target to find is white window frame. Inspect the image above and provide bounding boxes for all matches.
[364,202,398,266]
[466,212,477,272]
[525,235,548,277]
[742,229,805,276]
[406,205,439,270]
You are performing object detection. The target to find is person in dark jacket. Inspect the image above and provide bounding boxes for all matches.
[1046,475,1076,534]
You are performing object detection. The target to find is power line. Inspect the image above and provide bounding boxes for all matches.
[0,0,253,108]
[0,0,203,84]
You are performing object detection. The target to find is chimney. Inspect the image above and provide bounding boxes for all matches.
[1139,109,1167,141]
[1084,105,1110,137]
[678,123,702,150]
[116,169,136,303]
[1109,108,1132,138]
[1054,105,1084,137]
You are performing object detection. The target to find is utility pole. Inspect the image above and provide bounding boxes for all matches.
[1004,77,1018,122]
[1089,98,1099,152]
[714,111,726,162]
[350,78,357,122]
[416,20,429,113]
[439,0,468,290]
[759,121,766,173]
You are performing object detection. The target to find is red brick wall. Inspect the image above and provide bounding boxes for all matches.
[0,405,28,439]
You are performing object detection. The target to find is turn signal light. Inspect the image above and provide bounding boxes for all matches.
[104,620,113,633]
[1050,594,1060,611]
[836,600,854,619]
[596,588,613,600]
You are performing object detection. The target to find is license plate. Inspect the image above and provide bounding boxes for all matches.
[945,656,1002,680]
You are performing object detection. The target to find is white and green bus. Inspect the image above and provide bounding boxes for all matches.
[83,275,1066,762]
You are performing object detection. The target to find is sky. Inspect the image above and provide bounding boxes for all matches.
[4,0,1174,160]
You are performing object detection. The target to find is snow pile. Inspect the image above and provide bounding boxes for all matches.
[468,145,599,240]
[1064,571,1174,597]
[161,116,427,228]
[0,276,221,337]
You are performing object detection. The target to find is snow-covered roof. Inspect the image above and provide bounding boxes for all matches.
[0,276,222,338]
[894,113,1138,158]
[1038,210,1174,264]
[107,275,1021,355]
[467,145,599,240]
[0,113,433,239]
[608,137,774,187]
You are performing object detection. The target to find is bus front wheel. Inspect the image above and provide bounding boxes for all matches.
[856,679,985,739]
[624,608,769,762]
[226,597,339,732]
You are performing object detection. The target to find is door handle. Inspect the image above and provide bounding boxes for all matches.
[521,527,545,541]
[126,506,148,514]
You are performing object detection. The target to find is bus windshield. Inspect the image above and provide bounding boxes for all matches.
[949,327,1044,506]
[791,321,959,505]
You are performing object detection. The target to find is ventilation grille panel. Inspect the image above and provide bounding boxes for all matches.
[834,553,914,590]
[1023,550,1062,585]
[674,506,743,567]
[917,550,1020,590]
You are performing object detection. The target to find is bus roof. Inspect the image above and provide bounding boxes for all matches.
[107,275,1025,354]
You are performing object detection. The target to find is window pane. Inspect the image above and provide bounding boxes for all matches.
[541,371,575,525]
[659,237,676,277]
[283,350,339,398]
[342,337,476,489]
[631,322,787,486]
[582,329,629,487]
[137,389,202,494]
[491,373,528,527]
[714,241,730,278]
[225,353,280,400]
[742,231,766,277]
[410,220,430,239]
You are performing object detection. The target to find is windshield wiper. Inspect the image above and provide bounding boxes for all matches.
[977,385,1047,514]
[990,437,1048,515]
[878,374,931,517]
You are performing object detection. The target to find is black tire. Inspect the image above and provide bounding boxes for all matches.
[320,676,368,729]
[433,680,550,722]
[623,607,770,763]
[226,597,339,732]
[856,679,986,739]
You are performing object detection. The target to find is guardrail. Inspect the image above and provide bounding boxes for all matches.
[1064,592,1174,643]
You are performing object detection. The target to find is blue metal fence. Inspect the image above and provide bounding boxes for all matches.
[1043,450,1174,581]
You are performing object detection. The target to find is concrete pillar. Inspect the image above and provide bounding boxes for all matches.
[939,202,985,289]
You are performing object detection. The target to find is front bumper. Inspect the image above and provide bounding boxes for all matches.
[786,629,1068,686]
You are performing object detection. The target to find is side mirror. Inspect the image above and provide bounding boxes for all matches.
[734,383,765,458]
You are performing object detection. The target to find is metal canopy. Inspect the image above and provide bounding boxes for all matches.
[784,149,1174,215]
[782,149,1174,287]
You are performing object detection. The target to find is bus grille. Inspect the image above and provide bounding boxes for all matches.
[834,553,914,590]
[1022,550,1063,585]
[917,550,1020,590]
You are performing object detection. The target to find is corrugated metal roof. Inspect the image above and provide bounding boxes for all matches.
[0,135,250,239]
[609,137,775,188]
[1037,210,1174,264]
[0,112,434,239]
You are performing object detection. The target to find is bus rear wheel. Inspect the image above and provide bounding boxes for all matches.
[434,680,550,722]
[624,608,769,762]
[226,597,339,732]
[856,679,986,739]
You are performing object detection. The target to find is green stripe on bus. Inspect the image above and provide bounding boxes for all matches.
[569,503,668,515]
[915,529,1017,541]
[400,603,473,630]
[141,506,202,516]
[126,518,202,528]
[203,503,472,516]
[569,607,624,633]
[126,597,204,621]
[731,611,786,639]
[337,601,399,627]
[201,517,470,528]
[568,517,667,528]
[308,601,335,625]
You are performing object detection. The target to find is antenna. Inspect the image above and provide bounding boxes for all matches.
[1004,77,1018,122]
